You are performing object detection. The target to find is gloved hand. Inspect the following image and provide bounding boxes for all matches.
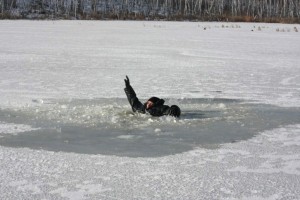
[169,105,181,118]
[124,75,130,88]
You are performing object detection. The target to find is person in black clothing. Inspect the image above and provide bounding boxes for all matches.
[124,76,181,118]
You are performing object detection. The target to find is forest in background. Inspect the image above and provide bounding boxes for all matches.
[1,0,300,23]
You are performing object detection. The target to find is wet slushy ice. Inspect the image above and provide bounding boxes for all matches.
[0,98,300,157]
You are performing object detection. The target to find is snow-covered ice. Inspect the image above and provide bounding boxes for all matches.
[0,20,300,199]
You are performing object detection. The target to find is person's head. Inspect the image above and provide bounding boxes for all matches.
[145,97,160,109]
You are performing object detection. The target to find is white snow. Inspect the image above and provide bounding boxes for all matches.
[0,20,300,199]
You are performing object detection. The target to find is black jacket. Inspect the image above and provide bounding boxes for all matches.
[124,84,176,117]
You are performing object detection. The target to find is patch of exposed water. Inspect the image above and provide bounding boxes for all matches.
[0,98,299,157]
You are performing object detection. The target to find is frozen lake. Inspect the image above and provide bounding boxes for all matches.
[0,21,300,199]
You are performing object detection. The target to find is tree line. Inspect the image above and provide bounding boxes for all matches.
[1,0,300,22]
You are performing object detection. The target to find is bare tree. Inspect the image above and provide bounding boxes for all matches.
[1,0,299,21]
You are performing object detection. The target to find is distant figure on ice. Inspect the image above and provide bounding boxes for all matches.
[124,76,181,118]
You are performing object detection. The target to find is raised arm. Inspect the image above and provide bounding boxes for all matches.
[124,76,145,113]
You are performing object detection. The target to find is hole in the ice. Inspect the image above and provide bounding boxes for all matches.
[0,98,299,157]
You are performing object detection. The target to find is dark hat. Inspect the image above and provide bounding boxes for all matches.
[147,97,160,103]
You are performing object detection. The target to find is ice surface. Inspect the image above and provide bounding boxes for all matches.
[0,21,299,108]
[0,21,300,199]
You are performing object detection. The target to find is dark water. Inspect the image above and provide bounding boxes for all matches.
[0,98,300,157]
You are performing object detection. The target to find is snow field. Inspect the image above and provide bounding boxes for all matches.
[0,21,299,108]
